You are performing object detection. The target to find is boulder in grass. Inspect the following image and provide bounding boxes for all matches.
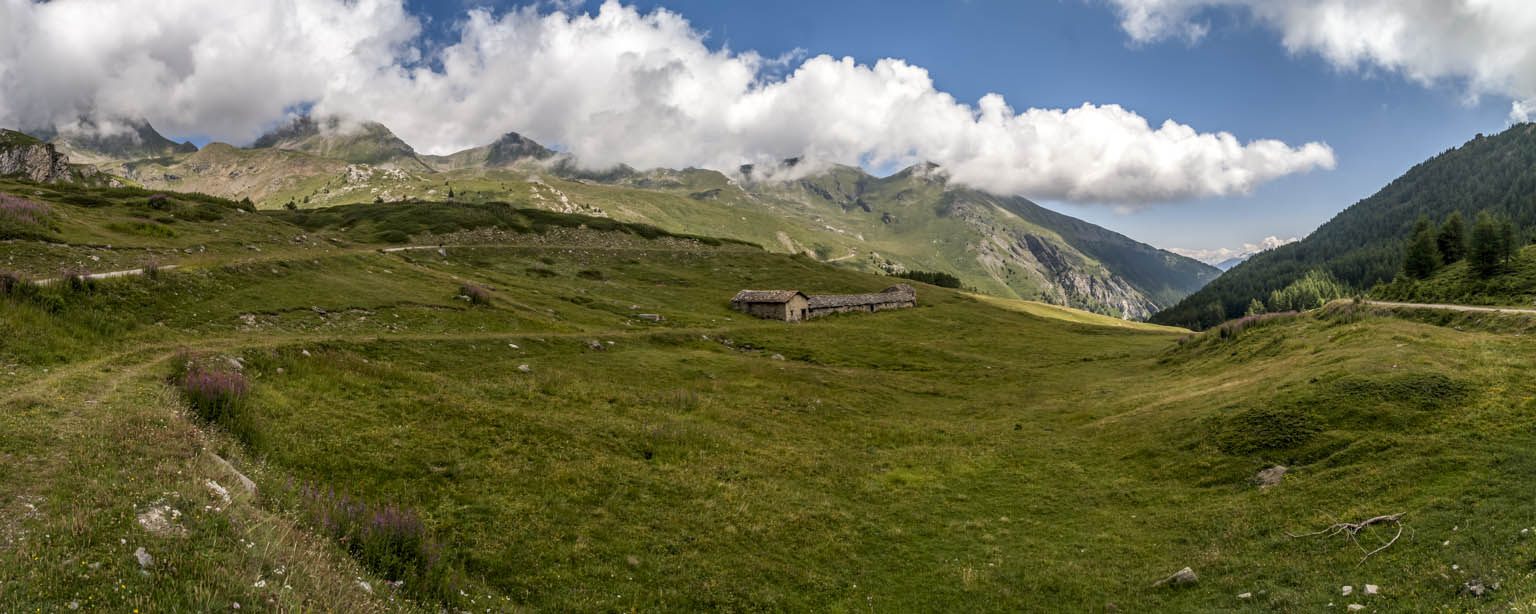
[1153,567,1196,587]
[1254,465,1287,488]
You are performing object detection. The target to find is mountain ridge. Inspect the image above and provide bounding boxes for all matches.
[2,117,1218,319]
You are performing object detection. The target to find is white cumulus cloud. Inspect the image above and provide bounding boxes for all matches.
[1105,0,1536,122]
[0,0,1335,205]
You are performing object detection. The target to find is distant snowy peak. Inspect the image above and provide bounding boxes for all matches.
[1169,236,1299,270]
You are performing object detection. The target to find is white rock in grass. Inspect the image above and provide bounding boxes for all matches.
[133,547,153,568]
[358,580,373,593]
[206,479,231,508]
[1236,592,1252,599]
[1347,605,1364,612]
[1364,584,1379,595]
[518,364,532,373]
[1153,567,1197,587]
[1342,585,1352,596]
[136,505,182,536]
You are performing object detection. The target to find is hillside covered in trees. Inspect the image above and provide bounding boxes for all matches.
[1152,123,1536,329]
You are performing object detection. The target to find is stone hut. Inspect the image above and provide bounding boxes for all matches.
[730,290,811,322]
[731,284,916,321]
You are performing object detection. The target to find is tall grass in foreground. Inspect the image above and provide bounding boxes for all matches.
[458,283,492,306]
[0,192,56,239]
[172,350,257,443]
[274,480,455,599]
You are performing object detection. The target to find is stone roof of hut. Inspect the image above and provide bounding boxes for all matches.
[807,285,916,309]
[731,290,806,304]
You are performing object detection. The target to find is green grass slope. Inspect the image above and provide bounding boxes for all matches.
[5,180,1536,611]
[1156,122,1536,329]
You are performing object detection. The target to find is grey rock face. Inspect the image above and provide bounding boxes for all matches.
[0,139,98,183]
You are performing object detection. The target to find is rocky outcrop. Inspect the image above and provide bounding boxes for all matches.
[0,136,99,183]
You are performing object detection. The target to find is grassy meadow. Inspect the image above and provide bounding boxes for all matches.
[6,182,1536,612]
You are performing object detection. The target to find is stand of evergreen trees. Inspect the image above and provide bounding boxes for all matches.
[892,270,963,288]
[1401,209,1519,280]
[1150,123,1536,329]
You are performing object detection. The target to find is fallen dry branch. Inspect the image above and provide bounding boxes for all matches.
[1287,513,1405,565]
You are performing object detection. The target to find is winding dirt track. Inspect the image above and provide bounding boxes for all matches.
[1362,300,1536,315]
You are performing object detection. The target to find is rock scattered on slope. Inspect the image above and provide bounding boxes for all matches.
[136,504,183,536]
[1254,465,1287,488]
[1153,567,1197,587]
[211,453,257,496]
[133,547,153,568]
[587,340,606,351]
[206,479,231,509]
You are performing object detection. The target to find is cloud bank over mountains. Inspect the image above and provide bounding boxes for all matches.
[0,0,1335,205]
[1169,236,1299,267]
[1108,0,1536,122]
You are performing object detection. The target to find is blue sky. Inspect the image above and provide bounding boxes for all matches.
[396,0,1517,254]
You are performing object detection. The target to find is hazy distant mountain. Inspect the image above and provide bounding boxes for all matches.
[1214,256,1247,271]
[42,119,196,164]
[423,131,556,170]
[1169,236,1299,271]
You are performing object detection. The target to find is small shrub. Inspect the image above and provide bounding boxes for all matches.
[105,219,178,238]
[458,284,491,306]
[0,271,27,295]
[1210,311,1299,340]
[280,481,451,599]
[176,355,250,426]
[146,193,172,209]
[1214,406,1321,456]
[373,229,409,243]
[59,268,96,294]
[893,270,963,288]
[525,267,557,278]
[576,269,605,281]
[0,192,58,239]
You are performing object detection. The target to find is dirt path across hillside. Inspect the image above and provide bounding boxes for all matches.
[1363,300,1536,315]
[33,265,180,285]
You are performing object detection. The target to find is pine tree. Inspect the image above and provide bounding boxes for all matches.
[1437,211,1466,263]
[1499,217,1518,265]
[1469,210,1503,278]
[1403,216,1442,279]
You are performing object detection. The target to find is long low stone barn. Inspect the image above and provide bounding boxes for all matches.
[730,284,916,322]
